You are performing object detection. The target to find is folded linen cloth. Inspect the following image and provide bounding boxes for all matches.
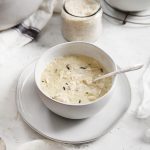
[17,140,66,150]
[0,0,63,51]
[137,59,150,142]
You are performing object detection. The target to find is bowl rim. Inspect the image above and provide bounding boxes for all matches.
[63,0,102,18]
[35,41,117,106]
[105,0,150,12]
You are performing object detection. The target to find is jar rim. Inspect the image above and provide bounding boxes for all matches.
[63,1,102,18]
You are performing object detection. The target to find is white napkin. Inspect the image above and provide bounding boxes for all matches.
[17,139,83,150]
[17,140,65,150]
[137,59,150,142]
[0,0,63,51]
[0,138,6,150]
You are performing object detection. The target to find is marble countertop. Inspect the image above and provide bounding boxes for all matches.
[0,14,150,150]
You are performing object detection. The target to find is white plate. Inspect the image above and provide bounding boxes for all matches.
[16,61,131,144]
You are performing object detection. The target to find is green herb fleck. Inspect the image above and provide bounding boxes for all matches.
[66,64,70,70]
[80,66,87,69]
[55,69,58,73]
[79,100,81,103]
[100,68,103,72]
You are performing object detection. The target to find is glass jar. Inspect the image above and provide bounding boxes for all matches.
[61,0,102,42]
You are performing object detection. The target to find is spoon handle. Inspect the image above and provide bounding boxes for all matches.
[94,64,143,82]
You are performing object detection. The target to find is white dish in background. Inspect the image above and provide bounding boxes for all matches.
[35,42,117,119]
[105,0,150,12]
[16,61,131,144]
[0,0,42,31]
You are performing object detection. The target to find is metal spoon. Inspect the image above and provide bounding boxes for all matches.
[93,64,144,82]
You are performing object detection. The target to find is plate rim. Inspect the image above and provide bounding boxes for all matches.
[16,61,131,144]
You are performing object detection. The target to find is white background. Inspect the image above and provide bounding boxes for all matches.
[0,14,150,150]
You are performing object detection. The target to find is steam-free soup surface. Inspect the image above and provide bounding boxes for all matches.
[41,55,112,104]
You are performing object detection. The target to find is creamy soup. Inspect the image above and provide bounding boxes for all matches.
[41,55,112,104]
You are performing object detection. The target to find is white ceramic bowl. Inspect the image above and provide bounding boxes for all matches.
[105,0,150,12]
[35,42,117,119]
[0,0,42,31]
